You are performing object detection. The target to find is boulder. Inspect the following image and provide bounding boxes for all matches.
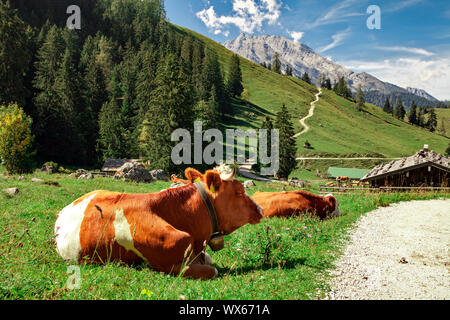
[31,178,44,183]
[70,169,89,178]
[78,173,94,180]
[288,178,305,188]
[3,188,19,195]
[18,176,25,181]
[150,169,168,181]
[243,180,256,188]
[114,162,153,183]
[41,163,58,174]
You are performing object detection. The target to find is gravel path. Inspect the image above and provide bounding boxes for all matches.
[293,88,322,138]
[325,199,450,300]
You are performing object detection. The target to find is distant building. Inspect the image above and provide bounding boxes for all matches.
[360,145,449,187]
[327,167,371,180]
[101,159,140,174]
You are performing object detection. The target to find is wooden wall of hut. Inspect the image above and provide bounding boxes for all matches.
[371,166,449,188]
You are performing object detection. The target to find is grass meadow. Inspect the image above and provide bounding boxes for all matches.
[1,169,448,300]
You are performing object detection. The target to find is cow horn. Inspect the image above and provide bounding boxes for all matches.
[219,165,236,181]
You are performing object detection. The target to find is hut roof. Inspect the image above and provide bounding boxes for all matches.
[361,145,450,181]
[101,159,140,172]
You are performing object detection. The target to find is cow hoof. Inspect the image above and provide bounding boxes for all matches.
[204,252,213,265]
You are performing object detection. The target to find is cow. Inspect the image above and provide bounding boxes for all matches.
[54,167,263,280]
[172,168,340,220]
[251,191,340,220]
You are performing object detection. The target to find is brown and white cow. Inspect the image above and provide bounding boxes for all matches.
[172,168,340,220]
[54,168,263,280]
[251,191,340,220]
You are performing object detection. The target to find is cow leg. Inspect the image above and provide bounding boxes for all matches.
[172,263,218,280]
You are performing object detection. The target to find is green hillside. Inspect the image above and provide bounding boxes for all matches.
[175,25,449,158]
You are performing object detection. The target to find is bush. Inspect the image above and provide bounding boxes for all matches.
[0,104,34,173]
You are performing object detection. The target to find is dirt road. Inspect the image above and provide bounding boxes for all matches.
[325,199,450,300]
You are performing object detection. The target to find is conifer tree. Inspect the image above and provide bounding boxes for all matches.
[408,101,417,125]
[394,97,406,120]
[272,52,282,74]
[383,98,392,114]
[227,54,244,98]
[98,67,128,159]
[302,72,311,84]
[143,53,195,172]
[275,104,297,179]
[285,65,293,76]
[356,84,365,111]
[426,108,437,132]
[33,25,66,162]
[0,1,33,107]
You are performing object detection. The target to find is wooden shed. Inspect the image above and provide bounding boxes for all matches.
[360,145,449,188]
[101,159,140,175]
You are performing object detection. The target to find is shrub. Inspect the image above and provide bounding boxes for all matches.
[0,104,34,173]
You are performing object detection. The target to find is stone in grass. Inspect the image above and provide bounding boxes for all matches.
[3,188,19,195]
[18,176,25,181]
[78,173,94,180]
[244,180,256,188]
[31,178,44,183]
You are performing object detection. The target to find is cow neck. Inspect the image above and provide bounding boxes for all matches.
[194,182,220,235]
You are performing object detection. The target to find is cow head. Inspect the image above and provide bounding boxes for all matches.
[325,194,341,217]
[203,167,263,235]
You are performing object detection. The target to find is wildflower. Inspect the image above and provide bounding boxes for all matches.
[285,228,290,231]
[266,226,272,230]
[236,248,242,252]
[303,226,307,230]
[276,234,281,237]
[307,234,312,238]
[317,228,321,232]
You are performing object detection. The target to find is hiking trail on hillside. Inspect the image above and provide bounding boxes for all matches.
[294,88,322,138]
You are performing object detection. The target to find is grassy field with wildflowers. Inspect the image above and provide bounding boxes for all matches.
[0,168,448,300]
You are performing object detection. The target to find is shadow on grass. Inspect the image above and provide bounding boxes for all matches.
[214,256,330,278]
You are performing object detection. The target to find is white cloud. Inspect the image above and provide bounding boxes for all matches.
[318,28,351,53]
[385,0,423,13]
[376,46,435,57]
[341,56,450,100]
[288,30,304,43]
[196,0,282,36]
[305,0,364,29]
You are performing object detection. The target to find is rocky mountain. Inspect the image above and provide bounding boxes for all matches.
[224,34,440,108]
[406,87,438,102]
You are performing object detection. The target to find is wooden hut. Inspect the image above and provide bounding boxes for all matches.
[360,145,449,188]
[101,159,140,175]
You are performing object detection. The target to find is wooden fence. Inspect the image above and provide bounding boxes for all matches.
[319,185,450,194]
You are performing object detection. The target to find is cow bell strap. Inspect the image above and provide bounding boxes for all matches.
[194,182,220,235]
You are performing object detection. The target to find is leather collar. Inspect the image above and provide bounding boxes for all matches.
[194,181,220,235]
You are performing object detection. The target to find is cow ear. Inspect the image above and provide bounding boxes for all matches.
[204,170,222,193]
[185,168,203,183]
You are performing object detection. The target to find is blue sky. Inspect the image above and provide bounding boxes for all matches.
[165,0,450,100]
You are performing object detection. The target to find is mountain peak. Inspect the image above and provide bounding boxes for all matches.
[223,34,439,107]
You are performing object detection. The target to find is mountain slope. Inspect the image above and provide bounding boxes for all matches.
[224,34,440,109]
[175,26,449,158]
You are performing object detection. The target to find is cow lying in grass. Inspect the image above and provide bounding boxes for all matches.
[251,191,340,219]
[54,168,263,280]
[172,168,340,220]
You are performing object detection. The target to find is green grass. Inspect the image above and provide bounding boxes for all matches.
[1,169,448,300]
[172,25,449,159]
